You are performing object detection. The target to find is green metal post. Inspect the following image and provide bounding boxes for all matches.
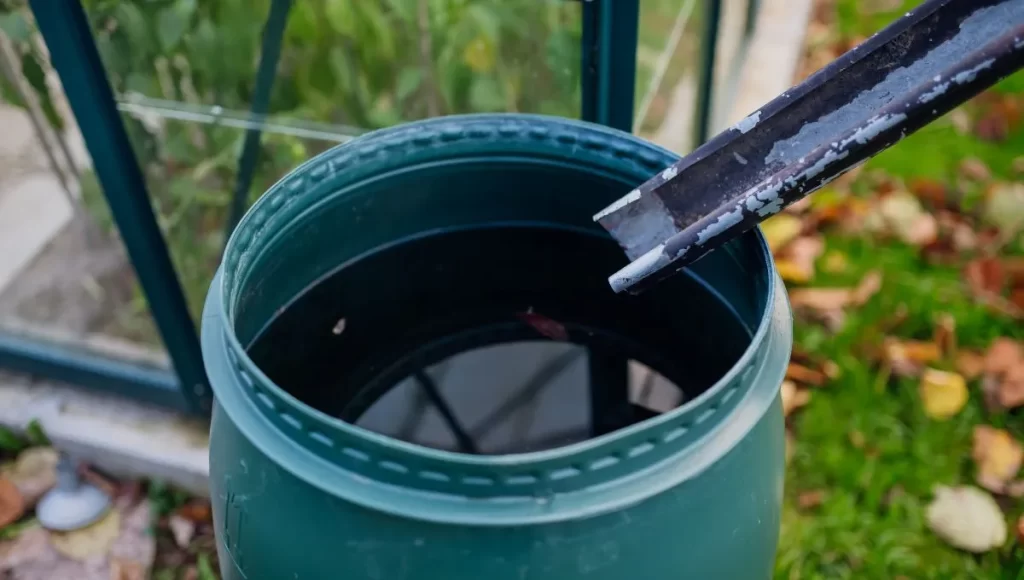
[581,0,640,132]
[28,0,211,414]
[223,0,293,241]
[695,0,723,145]
[0,331,188,411]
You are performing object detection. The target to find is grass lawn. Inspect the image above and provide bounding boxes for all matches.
[774,1,1024,578]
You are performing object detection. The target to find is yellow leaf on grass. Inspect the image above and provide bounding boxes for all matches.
[50,509,120,561]
[823,250,849,273]
[760,214,804,253]
[920,368,968,420]
[776,259,812,283]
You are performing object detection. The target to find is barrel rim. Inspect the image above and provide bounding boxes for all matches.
[204,113,791,515]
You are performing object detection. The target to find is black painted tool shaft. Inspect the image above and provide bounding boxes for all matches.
[596,0,1024,294]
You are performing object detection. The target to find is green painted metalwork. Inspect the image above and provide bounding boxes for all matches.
[0,0,757,417]
[0,332,188,411]
[223,0,293,241]
[26,0,211,414]
[581,0,640,131]
[695,0,723,145]
[203,114,789,578]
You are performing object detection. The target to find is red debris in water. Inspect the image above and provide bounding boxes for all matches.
[517,309,569,341]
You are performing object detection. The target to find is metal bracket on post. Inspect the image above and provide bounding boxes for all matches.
[28,0,211,414]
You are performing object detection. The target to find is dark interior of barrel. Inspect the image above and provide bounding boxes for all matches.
[245,224,754,455]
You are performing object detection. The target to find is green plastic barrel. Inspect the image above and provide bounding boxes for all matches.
[201,114,792,579]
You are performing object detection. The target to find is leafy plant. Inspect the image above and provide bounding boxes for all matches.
[1,1,582,342]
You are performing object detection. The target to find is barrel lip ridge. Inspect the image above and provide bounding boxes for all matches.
[205,113,791,517]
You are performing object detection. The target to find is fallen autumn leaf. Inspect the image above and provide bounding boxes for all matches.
[884,338,942,377]
[972,426,1024,494]
[926,485,1007,553]
[786,362,829,386]
[50,509,120,561]
[0,477,24,528]
[919,368,968,420]
[761,214,804,252]
[1,448,57,509]
[782,380,811,417]
[982,338,1024,410]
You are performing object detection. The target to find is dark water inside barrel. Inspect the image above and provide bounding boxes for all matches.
[246,226,752,454]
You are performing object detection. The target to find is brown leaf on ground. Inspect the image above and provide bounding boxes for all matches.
[788,271,882,331]
[0,498,155,580]
[965,257,1005,296]
[50,510,121,561]
[869,191,939,246]
[934,314,957,358]
[0,525,48,572]
[109,499,155,575]
[173,500,212,524]
[956,350,986,380]
[975,111,1009,142]
[1006,480,1024,498]
[782,380,811,417]
[789,288,853,311]
[981,338,1024,410]
[959,158,992,182]
[910,177,948,207]
[1010,289,1024,311]
[787,362,829,386]
[972,426,1024,494]
[851,270,883,305]
[78,465,117,500]
[776,236,824,283]
[884,338,942,378]
[1007,257,1024,287]
[797,489,826,510]
[0,476,24,528]
[1017,516,1024,547]
[950,222,979,254]
[1,448,57,510]
[919,369,968,420]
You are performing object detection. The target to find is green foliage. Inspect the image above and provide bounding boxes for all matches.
[124,1,572,331]
[19,0,579,337]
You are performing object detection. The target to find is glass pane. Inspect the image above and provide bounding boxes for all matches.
[0,37,169,367]
[77,0,582,330]
[708,0,756,133]
[634,0,706,153]
[634,0,756,152]
[279,0,583,123]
